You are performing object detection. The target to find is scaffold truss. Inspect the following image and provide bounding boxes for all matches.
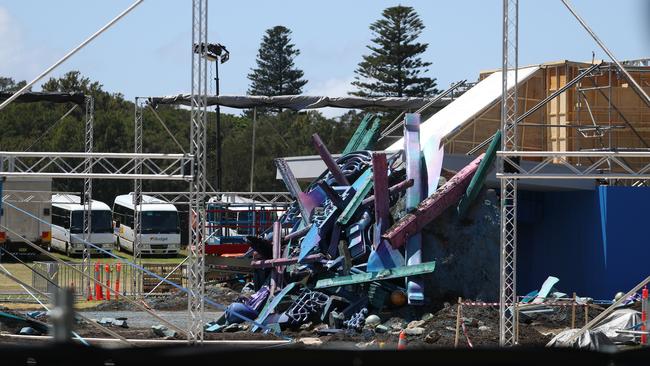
[0,152,192,180]
[143,191,293,205]
[498,151,650,179]
[499,0,519,347]
[187,0,209,344]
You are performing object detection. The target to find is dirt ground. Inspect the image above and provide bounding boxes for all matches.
[1,285,607,349]
[61,300,564,347]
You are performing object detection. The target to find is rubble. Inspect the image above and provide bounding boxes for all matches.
[214,116,505,340]
[97,317,128,328]
[151,325,176,338]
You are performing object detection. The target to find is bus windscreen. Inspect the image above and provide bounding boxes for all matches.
[70,210,113,233]
[142,211,180,234]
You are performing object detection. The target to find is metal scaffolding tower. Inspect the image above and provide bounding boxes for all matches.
[133,97,144,297]
[187,0,209,344]
[82,96,94,300]
[499,0,519,347]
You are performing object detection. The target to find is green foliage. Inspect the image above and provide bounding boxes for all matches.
[0,77,27,92]
[247,26,307,101]
[352,5,438,98]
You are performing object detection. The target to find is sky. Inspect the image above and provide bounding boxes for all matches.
[1,0,649,117]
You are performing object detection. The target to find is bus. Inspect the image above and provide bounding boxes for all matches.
[0,177,52,259]
[113,194,181,256]
[205,194,287,256]
[50,194,115,256]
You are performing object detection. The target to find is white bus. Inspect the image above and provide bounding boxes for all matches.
[112,194,181,256]
[0,177,52,258]
[50,194,115,256]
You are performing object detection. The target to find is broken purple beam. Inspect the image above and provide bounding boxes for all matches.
[311,133,350,186]
[382,153,485,249]
[404,113,424,305]
[372,152,390,248]
[250,254,324,268]
[361,179,414,207]
[275,158,311,223]
[282,224,312,243]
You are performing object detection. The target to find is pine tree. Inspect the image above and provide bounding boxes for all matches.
[247,26,307,98]
[352,6,438,98]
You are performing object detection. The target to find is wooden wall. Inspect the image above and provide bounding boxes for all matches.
[447,61,650,169]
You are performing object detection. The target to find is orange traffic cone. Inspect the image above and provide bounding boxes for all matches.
[397,330,407,350]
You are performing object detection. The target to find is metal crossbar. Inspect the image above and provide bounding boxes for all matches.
[0,152,193,180]
[498,151,650,179]
[144,191,293,205]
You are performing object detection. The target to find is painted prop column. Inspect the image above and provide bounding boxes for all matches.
[372,153,390,248]
[404,113,424,305]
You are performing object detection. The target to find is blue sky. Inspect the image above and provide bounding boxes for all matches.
[1,1,649,117]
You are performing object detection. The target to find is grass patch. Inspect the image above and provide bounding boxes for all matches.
[0,263,34,292]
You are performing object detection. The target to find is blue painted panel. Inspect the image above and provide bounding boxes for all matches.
[517,186,650,300]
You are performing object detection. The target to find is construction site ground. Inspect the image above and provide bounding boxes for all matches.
[0,280,605,349]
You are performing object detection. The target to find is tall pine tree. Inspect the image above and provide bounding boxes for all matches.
[352,6,438,98]
[248,26,307,98]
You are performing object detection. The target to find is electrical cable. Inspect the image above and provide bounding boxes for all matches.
[22,104,78,152]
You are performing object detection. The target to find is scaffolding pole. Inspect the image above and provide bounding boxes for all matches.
[499,0,519,347]
[133,97,144,297]
[187,0,209,344]
[82,96,94,300]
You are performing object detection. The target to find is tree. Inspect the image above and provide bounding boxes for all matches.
[247,26,307,98]
[352,6,438,98]
[0,77,27,92]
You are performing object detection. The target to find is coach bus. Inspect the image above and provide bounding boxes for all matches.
[113,194,181,256]
[50,194,114,256]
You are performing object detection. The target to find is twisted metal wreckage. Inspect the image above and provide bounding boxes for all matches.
[205,112,500,334]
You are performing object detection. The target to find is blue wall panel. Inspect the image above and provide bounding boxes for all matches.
[517,186,650,300]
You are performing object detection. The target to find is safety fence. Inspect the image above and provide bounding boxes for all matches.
[452,295,609,347]
[31,261,187,299]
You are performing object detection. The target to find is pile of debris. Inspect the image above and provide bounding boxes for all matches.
[205,113,503,341]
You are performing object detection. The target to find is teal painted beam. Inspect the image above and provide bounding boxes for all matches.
[337,169,373,225]
[342,113,372,154]
[357,117,381,151]
[314,261,435,289]
[457,130,501,218]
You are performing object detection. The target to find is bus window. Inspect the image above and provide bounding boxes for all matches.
[51,206,70,229]
[142,211,180,234]
[70,210,114,234]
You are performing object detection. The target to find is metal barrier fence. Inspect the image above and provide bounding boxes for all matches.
[32,261,187,299]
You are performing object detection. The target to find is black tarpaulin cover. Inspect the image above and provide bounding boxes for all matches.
[149,94,442,110]
[0,92,86,105]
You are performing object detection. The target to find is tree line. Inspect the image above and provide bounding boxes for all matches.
[0,5,437,203]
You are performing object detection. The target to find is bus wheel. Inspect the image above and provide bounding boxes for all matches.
[46,241,52,252]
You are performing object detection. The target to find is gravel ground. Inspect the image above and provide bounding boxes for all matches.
[78,310,223,329]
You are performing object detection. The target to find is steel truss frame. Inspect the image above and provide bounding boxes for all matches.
[133,97,144,297]
[498,151,650,179]
[0,152,192,180]
[82,96,94,300]
[499,0,519,347]
[142,191,293,205]
[187,0,209,344]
